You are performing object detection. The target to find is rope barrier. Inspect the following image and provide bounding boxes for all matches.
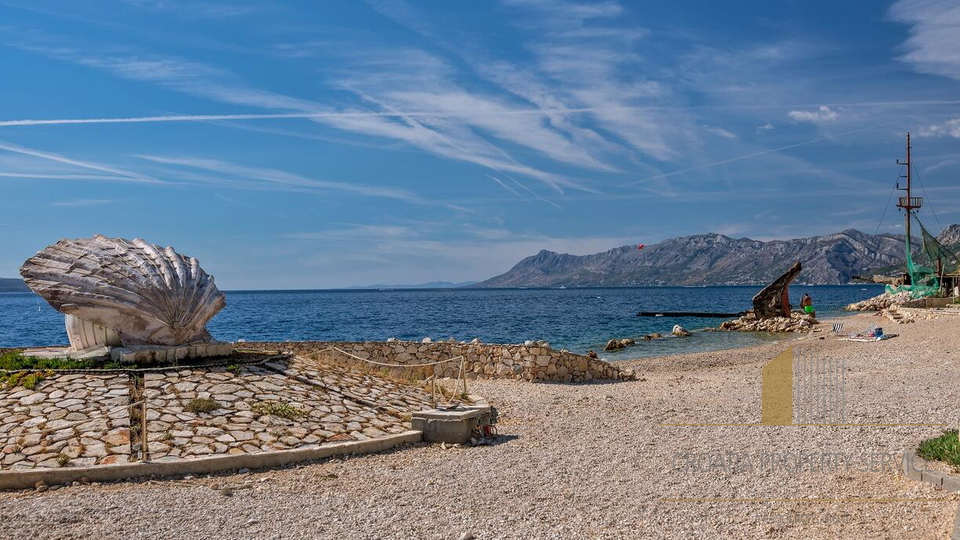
[312,348,468,408]
[321,347,463,368]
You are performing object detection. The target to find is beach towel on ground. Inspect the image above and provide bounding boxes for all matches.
[841,326,896,342]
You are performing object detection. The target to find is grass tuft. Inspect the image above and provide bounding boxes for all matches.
[0,350,109,370]
[252,401,304,420]
[917,430,960,468]
[185,397,220,414]
[1,370,55,390]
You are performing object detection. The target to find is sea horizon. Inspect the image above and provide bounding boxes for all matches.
[1,284,884,358]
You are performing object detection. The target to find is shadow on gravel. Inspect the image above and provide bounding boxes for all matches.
[471,434,518,447]
[534,379,630,387]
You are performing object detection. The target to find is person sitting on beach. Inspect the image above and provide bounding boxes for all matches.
[800,294,815,316]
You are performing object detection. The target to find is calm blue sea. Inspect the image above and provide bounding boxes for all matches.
[0,285,884,360]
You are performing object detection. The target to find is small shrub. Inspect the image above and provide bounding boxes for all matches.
[226,364,242,375]
[185,398,220,414]
[252,401,304,420]
[1,370,54,390]
[56,454,71,467]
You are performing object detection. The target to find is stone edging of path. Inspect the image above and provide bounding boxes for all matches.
[902,449,960,539]
[0,430,421,491]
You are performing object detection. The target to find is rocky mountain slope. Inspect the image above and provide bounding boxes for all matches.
[478,227,960,287]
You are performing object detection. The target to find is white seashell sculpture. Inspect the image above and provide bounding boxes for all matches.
[20,235,226,347]
[65,314,122,352]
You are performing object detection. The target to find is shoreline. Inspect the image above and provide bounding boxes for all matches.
[599,309,864,363]
[5,310,955,538]
[620,311,874,369]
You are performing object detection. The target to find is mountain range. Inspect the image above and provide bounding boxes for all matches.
[5,225,959,290]
[476,225,960,287]
[0,278,29,293]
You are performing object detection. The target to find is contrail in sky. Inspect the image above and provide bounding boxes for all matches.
[0,100,958,127]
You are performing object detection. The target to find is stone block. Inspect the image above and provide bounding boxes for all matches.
[921,469,944,487]
[941,474,960,493]
[411,407,488,444]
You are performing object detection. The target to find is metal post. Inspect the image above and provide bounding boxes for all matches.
[906,132,912,243]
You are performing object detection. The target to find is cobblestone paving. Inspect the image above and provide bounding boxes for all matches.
[276,356,434,415]
[0,356,438,469]
[143,358,429,462]
[0,374,131,469]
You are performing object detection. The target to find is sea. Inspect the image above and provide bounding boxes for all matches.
[0,285,884,360]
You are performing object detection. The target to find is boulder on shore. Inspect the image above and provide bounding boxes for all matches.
[604,337,639,351]
[604,339,624,351]
[671,325,691,337]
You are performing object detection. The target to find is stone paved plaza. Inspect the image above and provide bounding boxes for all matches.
[0,355,441,469]
[0,374,131,469]
[143,358,430,462]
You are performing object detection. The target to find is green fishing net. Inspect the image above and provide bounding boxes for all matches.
[886,217,959,298]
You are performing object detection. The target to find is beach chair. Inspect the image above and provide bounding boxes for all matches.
[831,323,844,334]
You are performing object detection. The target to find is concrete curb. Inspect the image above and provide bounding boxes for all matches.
[902,449,960,540]
[0,430,421,491]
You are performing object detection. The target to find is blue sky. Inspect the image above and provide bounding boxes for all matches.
[1,0,959,289]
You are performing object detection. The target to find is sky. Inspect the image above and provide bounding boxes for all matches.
[1,0,959,289]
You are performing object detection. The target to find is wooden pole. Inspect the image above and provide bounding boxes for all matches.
[141,396,149,462]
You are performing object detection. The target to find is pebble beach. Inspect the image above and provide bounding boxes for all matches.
[0,311,956,539]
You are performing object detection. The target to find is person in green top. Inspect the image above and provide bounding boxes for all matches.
[800,293,815,315]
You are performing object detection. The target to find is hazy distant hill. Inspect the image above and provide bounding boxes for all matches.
[477,227,960,287]
[346,281,478,290]
[0,278,29,293]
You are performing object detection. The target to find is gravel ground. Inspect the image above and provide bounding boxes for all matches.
[0,312,957,539]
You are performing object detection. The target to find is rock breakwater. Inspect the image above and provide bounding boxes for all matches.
[719,312,818,333]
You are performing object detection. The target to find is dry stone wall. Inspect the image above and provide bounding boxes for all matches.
[242,341,635,383]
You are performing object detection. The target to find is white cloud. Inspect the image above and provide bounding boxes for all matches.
[49,199,114,207]
[916,117,960,138]
[756,123,774,132]
[889,0,960,81]
[14,39,597,195]
[787,105,839,123]
[365,0,690,164]
[285,225,419,240]
[136,155,427,202]
[703,125,738,139]
[0,140,162,183]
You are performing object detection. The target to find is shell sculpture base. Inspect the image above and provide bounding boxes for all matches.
[20,235,232,363]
